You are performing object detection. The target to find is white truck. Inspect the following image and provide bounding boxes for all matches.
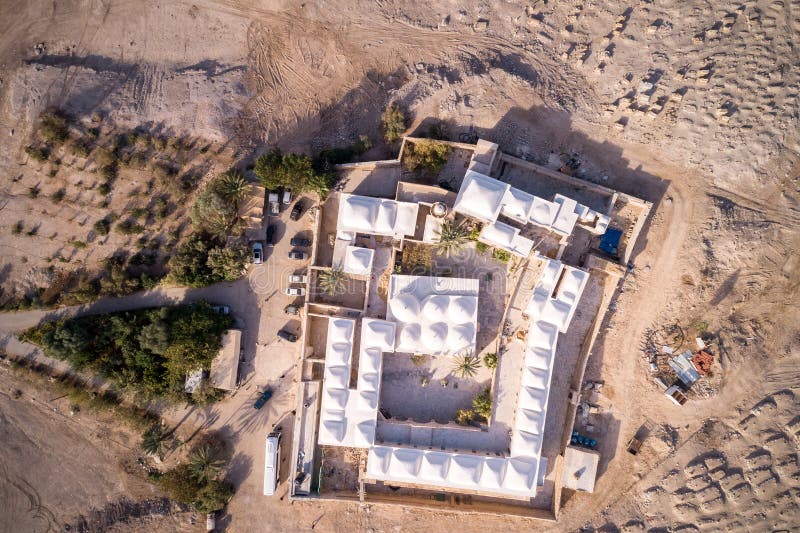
[268,192,280,216]
[263,431,281,496]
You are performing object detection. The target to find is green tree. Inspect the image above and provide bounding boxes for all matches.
[318,267,346,296]
[483,352,498,369]
[159,464,204,504]
[38,111,69,144]
[138,318,170,355]
[188,443,226,484]
[167,234,214,287]
[207,244,247,282]
[381,104,406,142]
[141,423,170,457]
[451,353,481,379]
[191,189,236,239]
[253,149,283,188]
[472,387,493,420]
[195,479,234,513]
[435,219,469,258]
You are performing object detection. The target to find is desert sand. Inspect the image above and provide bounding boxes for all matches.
[0,0,798,531]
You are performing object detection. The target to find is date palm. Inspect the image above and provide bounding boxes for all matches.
[188,443,226,483]
[214,170,249,209]
[141,423,169,457]
[451,353,482,379]
[319,267,346,296]
[435,219,469,257]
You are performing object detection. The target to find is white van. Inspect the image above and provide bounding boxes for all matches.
[263,431,281,496]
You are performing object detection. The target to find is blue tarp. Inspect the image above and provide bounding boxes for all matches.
[599,227,623,256]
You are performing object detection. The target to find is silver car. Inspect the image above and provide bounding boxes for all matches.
[285,287,306,296]
[288,273,308,283]
[252,242,263,264]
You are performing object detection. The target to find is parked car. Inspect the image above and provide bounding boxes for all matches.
[266,225,276,246]
[268,192,279,216]
[285,287,306,296]
[253,388,273,409]
[211,305,230,315]
[282,189,292,205]
[288,250,308,260]
[277,329,298,342]
[288,273,307,283]
[252,242,263,264]
[284,305,299,315]
[290,237,310,247]
[290,200,304,221]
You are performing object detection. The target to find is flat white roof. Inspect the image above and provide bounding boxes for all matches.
[317,318,396,448]
[386,275,479,356]
[337,193,419,239]
[453,170,509,223]
[210,329,241,391]
[342,245,374,276]
[478,220,535,258]
[562,445,600,492]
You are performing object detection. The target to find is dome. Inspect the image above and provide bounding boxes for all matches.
[423,322,449,353]
[448,296,476,323]
[447,323,474,352]
[397,323,421,349]
[422,294,449,321]
[390,292,420,322]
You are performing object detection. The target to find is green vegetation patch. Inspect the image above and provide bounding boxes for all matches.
[20,302,231,399]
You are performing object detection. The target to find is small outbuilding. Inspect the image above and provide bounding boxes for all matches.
[561,445,601,493]
[210,329,242,391]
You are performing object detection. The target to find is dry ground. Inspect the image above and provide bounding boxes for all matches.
[0,0,798,531]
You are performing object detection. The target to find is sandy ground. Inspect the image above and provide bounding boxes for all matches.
[0,0,798,531]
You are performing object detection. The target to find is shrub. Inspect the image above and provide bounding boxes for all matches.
[38,111,69,144]
[472,387,493,420]
[50,188,66,203]
[403,139,451,175]
[381,104,406,142]
[26,226,39,236]
[93,218,110,236]
[28,185,40,199]
[153,197,169,219]
[99,164,117,182]
[353,134,373,154]
[93,146,116,167]
[71,140,91,158]
[207,244,248,282]
[131,207,149,219]
[451,353,482,378]
[12,221,24,235]
[456,409,474,425]
[69,240,87,249]
[98,182,111,195]
[191,189,236,239]
[492,248,511,263]
[25,145,49,162]
[483,352,498,369]
[116,219,145,235]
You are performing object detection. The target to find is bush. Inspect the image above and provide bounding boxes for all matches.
[483,352,498,369]
[12,221,24,235]
[69,239,87,249]
[207,244,248,282]
[191,189,236,239]
[28,185,40,199]
[25,145,49,162]
[93,218,110,236]
[131,207,149,219]
[353,134,373,154]
[456,409,474,425]
[50,188,66,203]
[98,182,111,195]
[153,197,169,219]
[71,140,91,158]
[403,139,451,175]
[38,111,69,144]
[492,248,511,263]
[116,219,145,235]
[381,104,406,142]
[472,387,493,420]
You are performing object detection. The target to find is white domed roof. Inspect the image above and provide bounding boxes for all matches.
[449,296,476,323]
[423,322,449,352]
[390,293,420,322]
[398,323,421,348]
[447,323,475,351]
[422,294,449,321]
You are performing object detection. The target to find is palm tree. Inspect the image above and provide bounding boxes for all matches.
[188,443,226,483]
[141,423,169,457]
[435,219,469,257]
[451,353,482,379]
[319,267,347,296]
[214,170,249,209]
